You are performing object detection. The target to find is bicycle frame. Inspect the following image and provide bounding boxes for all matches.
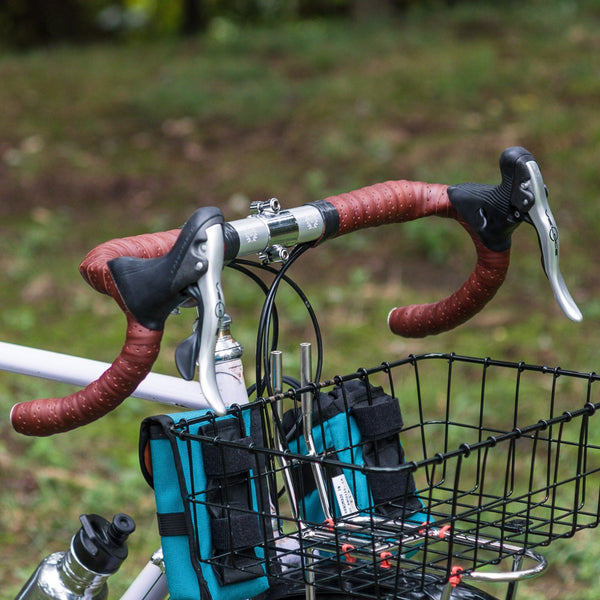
[118,549,168,600]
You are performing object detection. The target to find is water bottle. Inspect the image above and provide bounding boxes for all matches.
[215,314,249,406]
[15,513,135,600]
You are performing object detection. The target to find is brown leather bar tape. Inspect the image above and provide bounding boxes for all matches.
[10,316,163,435]
[324,180,454,233]
[324,180,511,337]
[11,179,511,435]
[388,224,510,337]
[11,230,180,436]
[79,230,181,304]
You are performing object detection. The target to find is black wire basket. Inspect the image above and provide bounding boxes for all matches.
[169,353,600,600]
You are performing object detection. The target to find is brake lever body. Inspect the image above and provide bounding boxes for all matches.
[522,160,582,322]
[448,146,582,322]
[173,224,227,414]
[193,222,227,414]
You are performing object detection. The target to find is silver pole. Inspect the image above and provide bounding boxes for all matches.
[271,350,300,521]
[299,343,332,523]
[119,549,169,600]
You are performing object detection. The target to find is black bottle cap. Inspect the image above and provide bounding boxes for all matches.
[72,513,136,575]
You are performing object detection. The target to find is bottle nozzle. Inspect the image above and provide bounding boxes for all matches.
[107,513,136,546]
[74,513,136,575]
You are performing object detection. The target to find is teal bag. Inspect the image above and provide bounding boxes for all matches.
[283,380,428,533]
[139,407,273,600]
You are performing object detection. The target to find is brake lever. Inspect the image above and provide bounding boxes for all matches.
[521,159,582,322]
[448,146,582,322]
[174,224,227,415]
[174,298,202,382]
[192,221,226,414]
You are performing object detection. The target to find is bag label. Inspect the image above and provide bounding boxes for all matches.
[332,474,358,515]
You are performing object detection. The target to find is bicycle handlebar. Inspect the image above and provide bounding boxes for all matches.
[10,230,180,436]
[10,147,580,435]
[321,181,510,337]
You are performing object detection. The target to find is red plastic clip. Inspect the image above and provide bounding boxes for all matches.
[438,525,452,539]
[341,543,356,563]
[379,551,393,569]
[418,521,430,535]
[324,518,334,531]
[449,566,464,587]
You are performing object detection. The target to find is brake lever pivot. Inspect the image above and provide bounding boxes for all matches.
[448,146,582,322]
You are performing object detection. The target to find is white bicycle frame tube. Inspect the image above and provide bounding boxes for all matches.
[118,550,169,600]
[0,341,212,410]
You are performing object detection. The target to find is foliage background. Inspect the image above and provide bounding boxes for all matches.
[2,1,600,598]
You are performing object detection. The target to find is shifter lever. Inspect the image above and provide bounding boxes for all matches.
[109,206,228,414]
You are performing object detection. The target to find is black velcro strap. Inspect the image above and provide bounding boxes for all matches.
[202,437,255,478]
[157,511,188,537]
[351,394,403,440]
[210,513,262,552]
[368,468,417,502]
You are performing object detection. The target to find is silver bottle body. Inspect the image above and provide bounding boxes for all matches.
[15,542,110,600]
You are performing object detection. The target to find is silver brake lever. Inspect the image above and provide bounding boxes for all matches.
[196,222,227,415]
[524,160,582,322]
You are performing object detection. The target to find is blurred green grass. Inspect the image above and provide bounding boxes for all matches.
[2,2,600,597]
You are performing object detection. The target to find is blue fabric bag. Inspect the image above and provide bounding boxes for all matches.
[139,407,273,600]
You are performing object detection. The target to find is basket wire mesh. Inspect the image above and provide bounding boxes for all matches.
[170,353,600,599]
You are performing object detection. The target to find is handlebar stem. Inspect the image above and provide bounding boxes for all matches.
[225,204,333,262]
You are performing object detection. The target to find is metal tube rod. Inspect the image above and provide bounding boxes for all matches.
[504,554,525,600]
[271,350,283,414]
[299,343,318,600]
[270,350,300,521]
[300,343,332,522]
